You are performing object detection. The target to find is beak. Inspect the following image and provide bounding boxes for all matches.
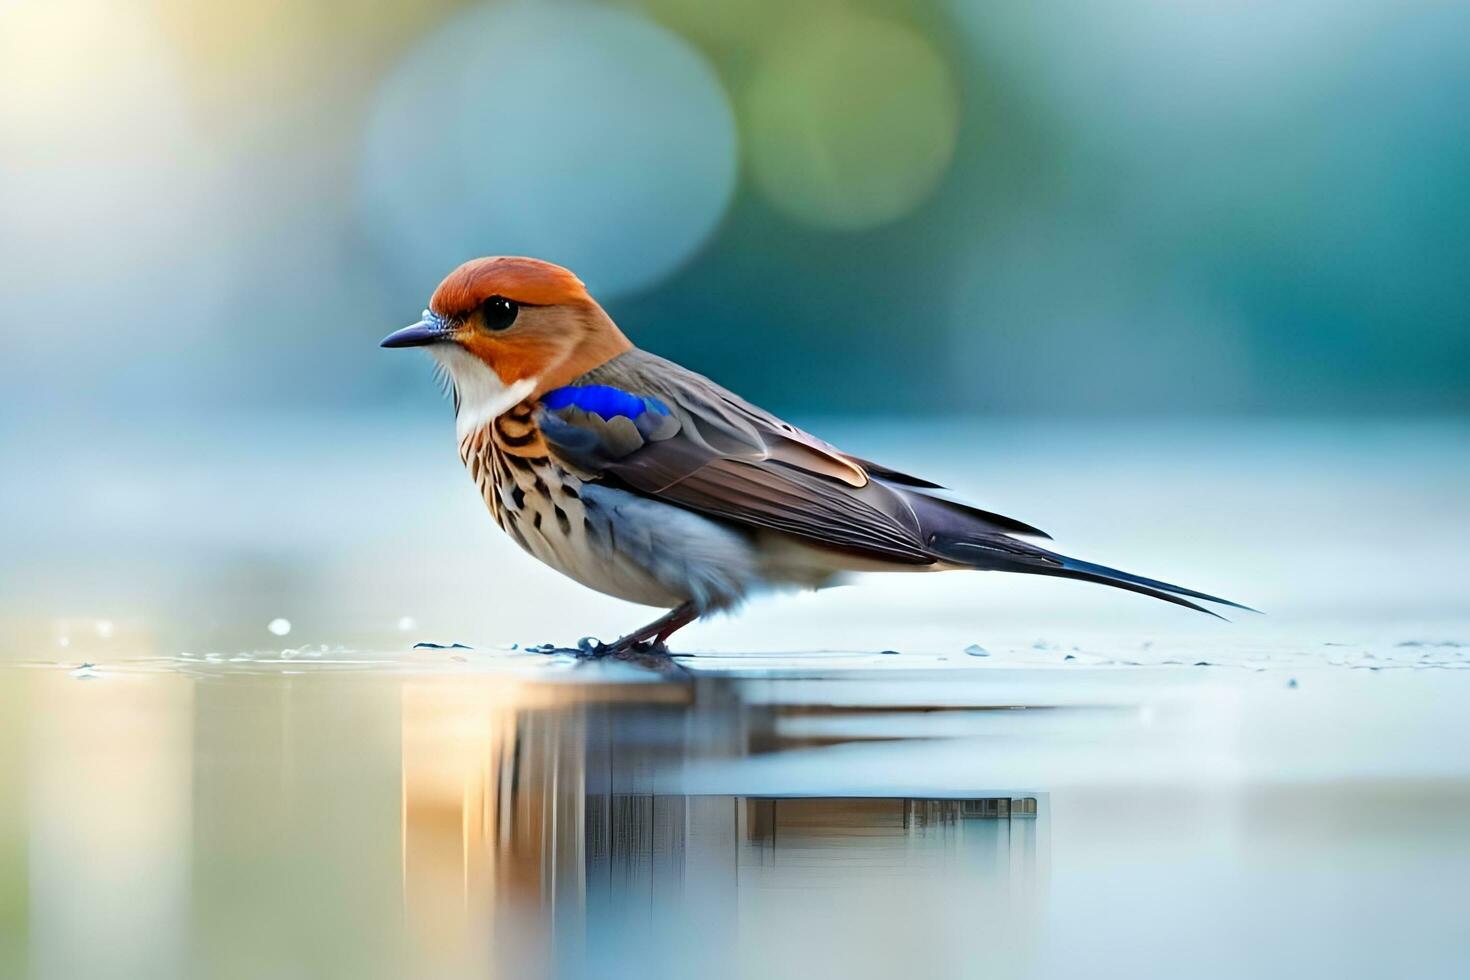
[380,311,450,348]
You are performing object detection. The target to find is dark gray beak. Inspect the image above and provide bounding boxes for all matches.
[380,312,449,348]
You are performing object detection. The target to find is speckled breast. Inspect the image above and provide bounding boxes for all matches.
[457,400,687,608]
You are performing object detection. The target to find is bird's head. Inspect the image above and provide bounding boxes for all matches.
[381,257,632,431]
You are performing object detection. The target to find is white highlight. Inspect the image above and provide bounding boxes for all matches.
[431,345,537,441]
[267,618,291,637]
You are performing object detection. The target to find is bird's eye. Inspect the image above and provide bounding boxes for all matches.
[478,295,519,332]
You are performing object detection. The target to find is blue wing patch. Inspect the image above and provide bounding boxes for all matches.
[541,384,670,420]
[537,384,679,465]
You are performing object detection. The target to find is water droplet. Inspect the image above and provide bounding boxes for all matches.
[964,644,990,657]
[396,616,416,632]
[94,620,114,639]
[267,618,292,637]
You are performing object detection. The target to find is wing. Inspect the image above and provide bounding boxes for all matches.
[534,350,1049,567]
[535,351,1253,617]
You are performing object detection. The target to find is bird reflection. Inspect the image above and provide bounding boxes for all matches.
[399,680,1044,978]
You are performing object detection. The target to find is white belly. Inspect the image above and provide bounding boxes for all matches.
[469,443,763,611]
[520,482,770,610]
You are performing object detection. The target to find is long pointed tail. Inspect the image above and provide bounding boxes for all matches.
[940,537,1254,619]
[898,484,1253,618]
[1030,554,1256,620]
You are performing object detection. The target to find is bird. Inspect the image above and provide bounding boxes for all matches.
[381,256,1248,655]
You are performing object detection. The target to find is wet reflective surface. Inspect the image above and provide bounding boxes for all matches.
[3,419,1469,977]
[4,650,1470,979]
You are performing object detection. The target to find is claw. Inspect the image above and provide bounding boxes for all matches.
[593,637,672,660]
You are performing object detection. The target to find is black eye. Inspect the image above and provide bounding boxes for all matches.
[478,295,518,332]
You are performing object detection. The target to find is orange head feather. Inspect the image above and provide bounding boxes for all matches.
[429,256,592,317]
[425,257,631,395]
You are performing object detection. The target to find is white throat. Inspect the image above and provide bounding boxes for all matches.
[430,345,538,442]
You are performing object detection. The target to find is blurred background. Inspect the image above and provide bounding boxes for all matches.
[4,0,1467,420]
[1,0,1467,647]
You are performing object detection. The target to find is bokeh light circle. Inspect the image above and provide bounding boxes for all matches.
[742,12,961,231]
[639,0,799,51]
[360,2,737,298]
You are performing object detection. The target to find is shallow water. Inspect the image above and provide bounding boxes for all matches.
[2,418,1468,978]
[3,652,1469,979]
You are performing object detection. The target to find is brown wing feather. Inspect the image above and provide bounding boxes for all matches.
[540,350,1065,568]
[532,351,1245,617]
[538,351,939,565]
[650,456,935,564]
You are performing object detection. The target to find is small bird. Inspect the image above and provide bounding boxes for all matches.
[382,256,1247,654]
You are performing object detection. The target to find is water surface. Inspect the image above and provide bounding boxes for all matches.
[2,419,1467,978]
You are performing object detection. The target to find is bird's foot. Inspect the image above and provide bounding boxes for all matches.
[576,635,673,661]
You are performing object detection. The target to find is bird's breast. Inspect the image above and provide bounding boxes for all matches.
[460,402,577,542]
[457,403,688,608]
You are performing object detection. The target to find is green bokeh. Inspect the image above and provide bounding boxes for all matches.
[742,11,960,231]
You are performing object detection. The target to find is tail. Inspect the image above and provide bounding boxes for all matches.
[885,482,1255,619]
[1027,554,1255,620]
[939,538,1254,619]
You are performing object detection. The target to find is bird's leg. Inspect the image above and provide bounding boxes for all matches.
[598,603,698,657]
